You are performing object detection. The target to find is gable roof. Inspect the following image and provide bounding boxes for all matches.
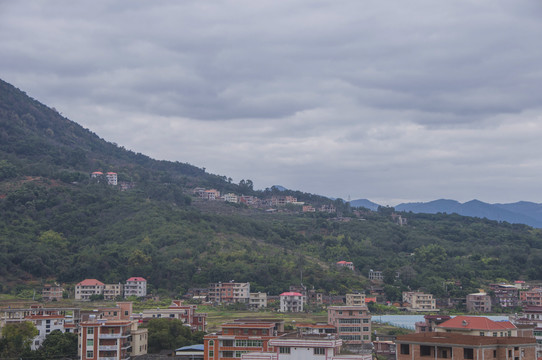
[280,292,303,296]
[127,277,146,282]
[77,279,104,286]
[437,316,516,331]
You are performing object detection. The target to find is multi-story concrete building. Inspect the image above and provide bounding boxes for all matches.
[241,332,372,360]
[223,193,239,203]
[26,314,69,350]
[250,292,268,309]
[511,306,542,359]
[336,261,354,271]
[279,292,304,312]
[521,288,542,306]
[435,316,517,337]
[75,279,105,301]
[327,306,371,344]
[105,172,118,185]
[139,300,207,332]
[124,277,147,298]
[402,291,438,312]
[209,282,250,304]
[489,284,520,308]
[368,269,384,281]
[395,332,536,360]
[466,292,492,313]
[42,284,64,301]
[346,294,366,307]
[204,320,283,360]
[79,319,134,360]
[103,283,123,301]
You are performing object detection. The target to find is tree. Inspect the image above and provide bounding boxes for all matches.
[144,318,197,353]
[34,330,78,359]
[0,322,38,358]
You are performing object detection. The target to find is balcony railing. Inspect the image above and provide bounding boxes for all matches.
[99,333,129,339]
[99,345,117,351]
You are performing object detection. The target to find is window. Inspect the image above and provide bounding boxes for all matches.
[209,350,214,357]
[493,332,497,337]
[493,350,497,358]
[222,340,234,347]
[400,344,409,355]
[279,347,291,354]
[235,351,248,357]
[363,327,369,331]
[87,328,94,335]
[363,335,369,340]
[314,348,325,355]
[86,350,94,359]
[420,345,431,356]
[363,318,369,323]
[480,332,485,336]
[86,339,93,347]
[209,340,214,347]
[509,350,512,357]
[464,348,474,360]
[223,351,234,358]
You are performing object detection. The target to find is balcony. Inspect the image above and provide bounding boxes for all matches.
[99,345,117,351]
[99,357,118,360]
[99,333,129,339]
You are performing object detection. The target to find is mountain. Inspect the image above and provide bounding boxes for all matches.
[349,198,380,211]
[396,199,542,228]
[2,78,542,299]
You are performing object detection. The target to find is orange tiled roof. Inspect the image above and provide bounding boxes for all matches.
[438,316,516,331]
[77,279,105,286]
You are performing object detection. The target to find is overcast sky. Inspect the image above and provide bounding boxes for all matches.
[2,1,542,205]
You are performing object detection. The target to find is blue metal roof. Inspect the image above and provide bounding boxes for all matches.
[176,344,204,351]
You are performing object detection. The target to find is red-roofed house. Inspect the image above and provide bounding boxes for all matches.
[280,292,304,312]
[435,316,517,337]
[124,277,147,298]
[75,279,105,301]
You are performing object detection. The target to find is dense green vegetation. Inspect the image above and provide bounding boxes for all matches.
[1,78,542,301]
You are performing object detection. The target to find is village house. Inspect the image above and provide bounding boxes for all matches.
[466,292,492,313]
[336,261,354,271]
[511,306,542,359]
[249,292,268,309]
[520,288,542,307]
[368,269,384,281]
[327,306,371,345]
[279,292,304,312]
[241,332,372,360]
[204,319,284,360]
[75,279,105,301]
[42,284,64,301]
[209,281,251,304]
[103,283,123,301]
[124,277,147,298]
[346,293,366,306]
[489,283,520,308]
[223,193,239,203]
[402,291,438,312]
[435,316,517,337]
[395,332,536,360]
[138,300,207,332]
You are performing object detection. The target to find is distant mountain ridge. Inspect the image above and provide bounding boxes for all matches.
[395,199,542,228]
[349,198,380,211]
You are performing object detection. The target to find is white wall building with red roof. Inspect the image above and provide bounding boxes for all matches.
[279,292,304,312]
[124,277,147,298]
[75,279,105,301]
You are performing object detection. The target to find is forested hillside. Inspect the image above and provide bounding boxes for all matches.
[1,78,542,300]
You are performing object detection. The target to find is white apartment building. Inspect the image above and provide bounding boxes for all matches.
[124,277,147,298]
[279,292,304,312]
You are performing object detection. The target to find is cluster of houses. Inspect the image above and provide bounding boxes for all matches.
[0,299,207,359]
[43,277,147,301]
[193,187,337,213]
